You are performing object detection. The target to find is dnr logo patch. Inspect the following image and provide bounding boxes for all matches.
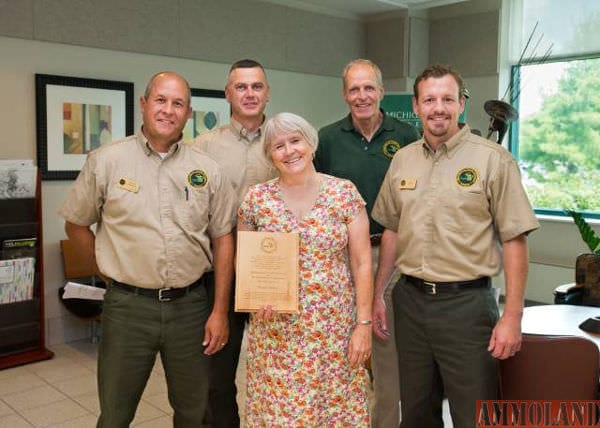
[187,170,208,189]
[456,168,478,187]
[382,140,401,159]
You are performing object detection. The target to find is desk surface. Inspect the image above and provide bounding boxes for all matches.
[522,304,600,347]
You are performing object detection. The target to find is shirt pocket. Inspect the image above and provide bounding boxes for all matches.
[172,186,211,232]
[103,182,145,223]
[439,185,489,234]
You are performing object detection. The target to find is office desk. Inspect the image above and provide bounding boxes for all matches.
[522,304,600,348]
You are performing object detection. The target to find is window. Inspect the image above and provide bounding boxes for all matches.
[507,0,600,218]
[510,57,600,217]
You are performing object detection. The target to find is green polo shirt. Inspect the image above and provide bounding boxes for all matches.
[315,111,419,235]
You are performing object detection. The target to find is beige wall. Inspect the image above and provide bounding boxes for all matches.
[364,1,500,134]
[428,1,501,136]
[0,0,364,77]
[365,11,409,82]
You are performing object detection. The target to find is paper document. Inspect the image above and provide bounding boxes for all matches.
[0,160,37,199]
[63,281,106,301]
[0,257,35,304]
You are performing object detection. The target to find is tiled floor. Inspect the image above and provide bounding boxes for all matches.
[0,339,174,427]
[0,334,453,427]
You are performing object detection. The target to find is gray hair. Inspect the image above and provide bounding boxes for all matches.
[263,113,318,163]
[342,59,384,91]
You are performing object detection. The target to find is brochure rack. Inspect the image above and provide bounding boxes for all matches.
[0,172,53,369]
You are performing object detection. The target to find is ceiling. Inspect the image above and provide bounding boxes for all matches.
[259,0,468,19]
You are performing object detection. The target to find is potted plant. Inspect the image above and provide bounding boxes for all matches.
[565,210,600,305]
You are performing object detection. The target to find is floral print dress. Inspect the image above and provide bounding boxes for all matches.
[238,174,371,427]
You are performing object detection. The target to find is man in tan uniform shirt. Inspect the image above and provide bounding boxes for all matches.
[194,59,277,428]
[372,65,539,428]
[60,71,237,428]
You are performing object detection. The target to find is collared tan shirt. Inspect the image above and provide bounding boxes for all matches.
[372,125,539,282]
[193,117,277,203]
[59,129,237,289]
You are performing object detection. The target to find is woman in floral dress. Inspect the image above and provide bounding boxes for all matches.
[238,112,373,427]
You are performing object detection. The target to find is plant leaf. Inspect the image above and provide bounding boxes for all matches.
[566,210,600,255]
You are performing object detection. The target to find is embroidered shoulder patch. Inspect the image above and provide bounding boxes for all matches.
[188,170,208,188]
[382,140,401,159]
[456,168,478,187]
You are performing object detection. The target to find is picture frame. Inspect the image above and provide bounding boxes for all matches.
[183,88,230,144]
[35,74,134,180]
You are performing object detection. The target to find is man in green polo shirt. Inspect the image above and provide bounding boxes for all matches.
[314,58,419,428]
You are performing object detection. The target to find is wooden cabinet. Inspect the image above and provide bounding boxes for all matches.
[0,175,53,369]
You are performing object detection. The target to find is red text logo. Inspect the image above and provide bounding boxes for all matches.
[476,400,600,427]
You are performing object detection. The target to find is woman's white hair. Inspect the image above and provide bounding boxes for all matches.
[262,112,318,163]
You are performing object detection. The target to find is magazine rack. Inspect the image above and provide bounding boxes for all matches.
[0,172,53,369]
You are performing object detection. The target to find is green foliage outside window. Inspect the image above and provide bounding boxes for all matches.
[515,57,600,213]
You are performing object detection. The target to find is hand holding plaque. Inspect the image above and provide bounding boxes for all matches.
[235,231,299,313]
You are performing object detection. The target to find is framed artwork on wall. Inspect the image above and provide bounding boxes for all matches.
[35,74,134,180]
[183,88,229,144]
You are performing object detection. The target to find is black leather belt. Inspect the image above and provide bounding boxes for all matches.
[403,274,490,295]
[370,234,382,247]
[111,272,212,302]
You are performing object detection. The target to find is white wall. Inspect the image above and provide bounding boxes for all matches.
[0,35,348,344]
[492,261,574,304]
[525,216,600,304]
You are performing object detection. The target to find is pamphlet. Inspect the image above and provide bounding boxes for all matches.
[0,257,35,304]
[0,159,37,199]
[62,281,106,301]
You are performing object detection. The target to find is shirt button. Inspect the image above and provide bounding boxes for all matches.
[364,146,368,151]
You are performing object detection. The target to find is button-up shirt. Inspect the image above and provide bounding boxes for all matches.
[194,117,277,203]
[60,129,237,288]
[372,125,539,282]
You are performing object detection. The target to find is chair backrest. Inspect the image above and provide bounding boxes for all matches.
[60,239,97,280]
[59,239,103,320]
[499,334,599,400]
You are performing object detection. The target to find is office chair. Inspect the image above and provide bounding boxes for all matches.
[554,282,584,305]
[499,334,599,400]
[554,253,600,306]
[58,239,104,342]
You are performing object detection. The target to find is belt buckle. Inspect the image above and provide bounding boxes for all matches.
[423,281,437,295]
[158,287,172,302]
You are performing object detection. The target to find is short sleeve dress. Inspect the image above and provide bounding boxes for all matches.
[238,174,371,427]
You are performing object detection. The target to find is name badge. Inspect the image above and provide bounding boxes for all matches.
[117,177,140,193]
[399,178,417,190]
